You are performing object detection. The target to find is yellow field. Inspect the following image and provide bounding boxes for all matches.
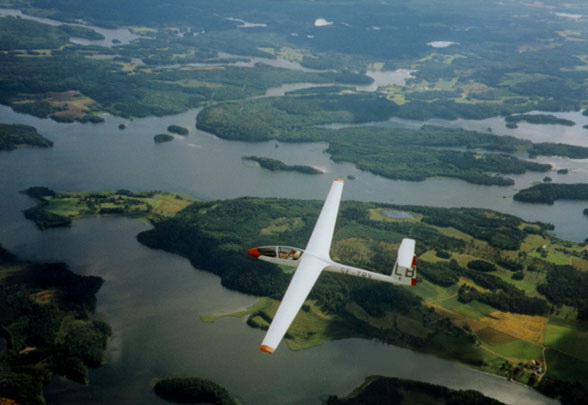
[150,193,192,216]
[479,311,548,345]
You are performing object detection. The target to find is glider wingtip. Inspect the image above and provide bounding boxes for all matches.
[334,178,344,183]
[260,345,275,354]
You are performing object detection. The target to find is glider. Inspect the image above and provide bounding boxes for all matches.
[247,179,417,354]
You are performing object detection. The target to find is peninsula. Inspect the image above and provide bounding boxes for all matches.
[513,183,588,204]
[0,123,53,151]
[0,244,111,405]
[19,188,588,400]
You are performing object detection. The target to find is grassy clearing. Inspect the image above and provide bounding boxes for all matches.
[421,332,499,368]
[487,339,542,361]
[411,279,457,301]
[545,349,588,382]
[260,217,304,235]
[544,319,588,362]
[476,326,517,346]
[437,295,495,320]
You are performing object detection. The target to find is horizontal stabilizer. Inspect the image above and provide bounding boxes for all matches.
[391,238,417,286]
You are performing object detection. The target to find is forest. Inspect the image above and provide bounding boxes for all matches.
[324,376,505,405]
[3,0,588,126]
[0,245,111,405]
[153,377,237,405]
[513,183,588,204]
[0,123,53,151]
[242,156,322,175]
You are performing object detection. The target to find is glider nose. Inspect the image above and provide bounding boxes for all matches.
[247,248,261,258]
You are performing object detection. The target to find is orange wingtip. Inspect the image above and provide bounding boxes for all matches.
[247,248,261,258]
[334,178,344,182]
[260,345,275,354]
[411,278,417,286]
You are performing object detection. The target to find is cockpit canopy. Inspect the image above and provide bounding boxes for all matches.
[247,246,304,265]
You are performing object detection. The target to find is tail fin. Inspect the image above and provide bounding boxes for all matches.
[391,238,417,286]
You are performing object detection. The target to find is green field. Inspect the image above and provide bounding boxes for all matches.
[544,319,588,363]
[487,340,543,361]
[436,295,495,320]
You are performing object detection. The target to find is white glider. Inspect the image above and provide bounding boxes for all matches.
[247,179,417,354]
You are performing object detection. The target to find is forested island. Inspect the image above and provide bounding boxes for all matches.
[505,114,575,129]
[167,125,189,136]
[324,376,505,404]
[513,183,588,204]
[153,377,237,405]
[0,244,111,405]
[199,110,588,185]
[0,123,53,151]
[154,133,174,143]
[242,156,322,175]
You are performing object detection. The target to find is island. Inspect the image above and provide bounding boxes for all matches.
[167,125,189,136]
[154,134,174,144]
[0,244,111,405]
[153,377,237,405]
[0,123,53,151]
[20,187,193,229]
[324,376,505,404]
[242,155,322,175]
[513,183,588,204]
[505,114,576,129]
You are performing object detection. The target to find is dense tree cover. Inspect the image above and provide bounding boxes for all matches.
[537,376,588,405]
[458,284,549,316]
[57,24,105,40]
[406,205,528,250]
[137,195,556,330]
[136,197,452,321]
[537,266,588,320]
[505,114,575,127]
[21,187,71,229]
[0,123,53,151]
[418,261,459,287]
[154,134,174,144]
[198,99,559,185]
[153,377,237,405]
[467,260,497,272]
[197,94,396,141]
[530,143,588,159]
[242,156,322,175]
[0,246,111,404]
[324,376,505,405]
[4,0,588,128]
[0,16,69,51]
[167,125,188,136]
[514,183,588,204]
[0,17,370,121]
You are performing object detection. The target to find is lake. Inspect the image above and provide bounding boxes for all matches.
[1,102,579,403]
